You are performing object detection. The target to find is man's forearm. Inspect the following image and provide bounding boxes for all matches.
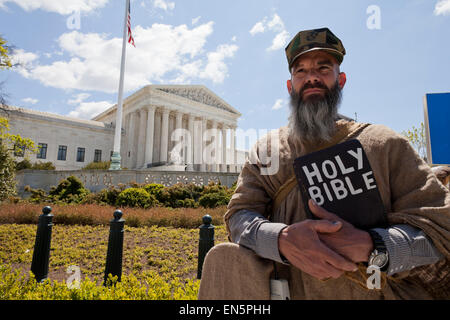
[372,224,444,276]
[228,209,288,263]
[228,209,444,275]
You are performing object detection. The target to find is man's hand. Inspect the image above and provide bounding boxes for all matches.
[308,199,373,263]
[278,217,357,280]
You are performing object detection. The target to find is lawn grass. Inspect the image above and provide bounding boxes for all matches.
[0,223,229,299]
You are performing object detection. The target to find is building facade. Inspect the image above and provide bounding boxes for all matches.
[4,85,246,173]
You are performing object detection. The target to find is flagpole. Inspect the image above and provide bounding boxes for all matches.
[109,0,130,170]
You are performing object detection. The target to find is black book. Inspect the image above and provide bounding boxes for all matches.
[293,139,387,230]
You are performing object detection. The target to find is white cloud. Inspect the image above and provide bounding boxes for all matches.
[13,22,239,92]
[67,93,112,119]
[266,14,285,32]
[67,100,112,119]
[153,0,174,11]
[249,14,290,51]
[200,44,239,83]
[192,16,201,25]
[68,93,91,105]
[22,97,38,105]
[271,98,285,110]
[434,0,450,15]
[10,48,39,77]
[267,30,290,51]
[249,21,265,35]
[0,0,109,15]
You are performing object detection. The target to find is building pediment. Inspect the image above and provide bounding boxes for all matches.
[151,85,240,116]
[92,84,241,122]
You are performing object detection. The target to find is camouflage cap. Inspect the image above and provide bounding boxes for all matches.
[285,27,346,72]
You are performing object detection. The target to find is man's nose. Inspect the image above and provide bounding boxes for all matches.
[304,69,321,83]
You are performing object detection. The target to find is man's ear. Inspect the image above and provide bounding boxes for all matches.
[338,72,347,89]
[287,79,292,94]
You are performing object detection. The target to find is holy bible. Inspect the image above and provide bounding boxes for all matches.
[293,139,387,230]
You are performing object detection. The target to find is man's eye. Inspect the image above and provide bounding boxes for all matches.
[296,69,305,74]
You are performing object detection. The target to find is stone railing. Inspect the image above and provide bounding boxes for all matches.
[15,169,240,196]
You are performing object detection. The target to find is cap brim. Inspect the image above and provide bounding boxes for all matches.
[289,48,344,70]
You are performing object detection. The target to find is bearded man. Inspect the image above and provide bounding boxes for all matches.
[198,28,450,300]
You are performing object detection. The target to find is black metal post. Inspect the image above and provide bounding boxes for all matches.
[30,206,53,283]
[197,214,215,279]
[104,210,125,286]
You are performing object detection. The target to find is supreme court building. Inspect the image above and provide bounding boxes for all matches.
[5,85,247,174]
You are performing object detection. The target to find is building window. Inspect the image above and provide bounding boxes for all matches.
[37,143,48,159]
[14,144,25,157]
[94,149,102,162]
[57,145,67,161]
[76,147,85,162]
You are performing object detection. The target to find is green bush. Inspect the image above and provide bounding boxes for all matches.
[82,161,111,170]
[15,160,55,171]
[23,186,50,203]
[197,181,233,208]
[15,159,32,171]
[198,192,231,208]
[83,184,127,206]
[116,188,157,208]
[48,176,90,203]
[143,183,165,202]
[157,183,204,208]
[32,161,55,170]
[181,198,198,208]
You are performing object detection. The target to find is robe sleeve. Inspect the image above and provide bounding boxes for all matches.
[224,137,279,239]
[382,131,450,259]
[224,166,272,239]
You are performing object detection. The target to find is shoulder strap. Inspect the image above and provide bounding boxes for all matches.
[272,176,298,215]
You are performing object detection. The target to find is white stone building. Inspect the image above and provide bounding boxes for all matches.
[4,85,247,172]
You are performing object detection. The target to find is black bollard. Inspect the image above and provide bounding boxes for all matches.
[197,214,215,279]
[104,210,125,286]
[31,206,53,283]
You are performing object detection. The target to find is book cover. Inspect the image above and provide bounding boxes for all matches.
[293,139,387,230]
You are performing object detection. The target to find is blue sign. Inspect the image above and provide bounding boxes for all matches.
[423,93,450,165]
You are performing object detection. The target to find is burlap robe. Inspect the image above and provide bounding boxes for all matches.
[198,120,450,300]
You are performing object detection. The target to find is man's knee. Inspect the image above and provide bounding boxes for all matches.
[198,243,273,300]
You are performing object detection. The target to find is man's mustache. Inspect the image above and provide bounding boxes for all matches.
[299,82,329,98]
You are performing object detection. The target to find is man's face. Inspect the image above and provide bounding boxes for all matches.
[287,50,346,143]
[288,50,345,100]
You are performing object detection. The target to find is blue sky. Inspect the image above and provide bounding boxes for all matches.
[1,0,449,148]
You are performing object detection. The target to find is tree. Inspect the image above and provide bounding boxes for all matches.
[1,35,12,111]
[0,117,37,201]
[1,35,14,108]
[0,36,37,201]
[402,122,427,161]
[0,36,13,70]
[0,139,16,201]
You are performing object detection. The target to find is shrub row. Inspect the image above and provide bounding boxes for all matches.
[14,160,113,171]
[23,176,237,209]
[15,159,55,171]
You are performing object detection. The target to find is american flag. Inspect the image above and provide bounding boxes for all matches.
[127,1,135,47]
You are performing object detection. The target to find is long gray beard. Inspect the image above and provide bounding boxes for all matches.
[288,81,342,144]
